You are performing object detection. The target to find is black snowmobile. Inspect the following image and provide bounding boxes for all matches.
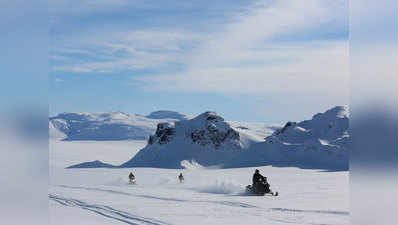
[246,181,278,196]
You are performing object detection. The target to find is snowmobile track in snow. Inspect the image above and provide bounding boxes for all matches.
[58,185,132,196]
[57,185,258,209]
[49,194,172,225]
[264,207,349,225]
[269,208,349,215]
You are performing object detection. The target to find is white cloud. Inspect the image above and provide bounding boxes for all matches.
[134,41,348,95]
[52,30,205,73]
[132,0,349,98]
[52,0,349,101]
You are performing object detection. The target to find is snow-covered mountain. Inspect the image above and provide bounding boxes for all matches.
[49,118,67,140]
[50,111,276,141]
[119,111,261,168]
[245,106,350,170]
[49,111,188,141]
[68,106,349,170]
[119,106,349,169]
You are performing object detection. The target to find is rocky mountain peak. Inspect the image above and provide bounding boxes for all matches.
[148,122,175,145]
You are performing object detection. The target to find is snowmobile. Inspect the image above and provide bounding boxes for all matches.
[129,177,136,184]
[128,172,136,184]
[245,181,278,196]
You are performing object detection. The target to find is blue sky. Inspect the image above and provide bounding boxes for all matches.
[50,0,349,123]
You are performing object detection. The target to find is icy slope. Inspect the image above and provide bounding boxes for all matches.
[49,111,187,141]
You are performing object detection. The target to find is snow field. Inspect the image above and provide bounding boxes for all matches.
[50,140,349,225]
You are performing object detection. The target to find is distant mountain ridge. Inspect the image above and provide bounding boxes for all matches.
[68,106,349,170]
[50,110,275,141]
[49,111,186,141]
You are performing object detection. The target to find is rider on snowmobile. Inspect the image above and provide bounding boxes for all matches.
[178,173,184,183]
[129,172,135,183]
[252,169,269,192]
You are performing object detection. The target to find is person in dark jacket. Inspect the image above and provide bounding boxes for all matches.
[178,173,184,183]
[252,169,268,192]
[129,172,135,183]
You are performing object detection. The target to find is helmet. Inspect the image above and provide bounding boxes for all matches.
[255,169,259,173]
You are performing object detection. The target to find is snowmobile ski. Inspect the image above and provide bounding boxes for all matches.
[245,184,278,196]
